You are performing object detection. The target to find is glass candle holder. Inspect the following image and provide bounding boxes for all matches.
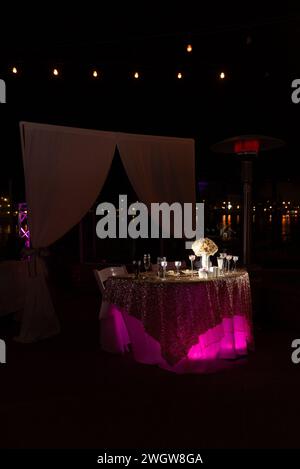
[201,254,210,271]
[217,257,224,274]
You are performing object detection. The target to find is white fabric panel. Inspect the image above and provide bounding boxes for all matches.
[18,122,117,342]
[117,132,195,205]
[21,122,117,246]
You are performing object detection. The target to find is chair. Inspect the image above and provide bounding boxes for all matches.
[93,265,127,295]
[94,265,130,353]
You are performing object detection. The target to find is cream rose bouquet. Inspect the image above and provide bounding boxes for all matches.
[192,238,218,257]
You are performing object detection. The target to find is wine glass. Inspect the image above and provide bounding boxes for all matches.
[132,260,138,278]
[233,256,239,271]
[161,260,168,279]
[219,252,226,270]
[189,254,196,273]
[143,254,151,273]
[175,260,181,275]
[226,255,232,272]
[156,257,161,276]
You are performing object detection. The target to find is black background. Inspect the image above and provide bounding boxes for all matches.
[0,2,298,200]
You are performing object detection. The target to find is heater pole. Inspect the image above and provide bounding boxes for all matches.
[241,158,253,266]
[211,135,284,267]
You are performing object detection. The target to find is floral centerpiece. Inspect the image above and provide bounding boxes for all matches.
[191,238,218,270]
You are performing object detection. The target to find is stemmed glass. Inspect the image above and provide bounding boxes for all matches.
[233,256,239,271]
[160,260,168,279]
[226,255,233,273]
[217,257,224,274]
[175,260,181,276]
[219,253,226,273]
[143,254,151,273]
[189,254,196,273]
[132,260,141,279]
[156,257,161,277]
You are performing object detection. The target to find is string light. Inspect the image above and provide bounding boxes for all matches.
[4,62,237,84]
[186,44,192,53]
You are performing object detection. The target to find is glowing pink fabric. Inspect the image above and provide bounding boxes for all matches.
[102,272,253,371]
[101,305,252,374]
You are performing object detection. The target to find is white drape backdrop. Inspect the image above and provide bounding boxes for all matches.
[117,133,195,205]
[19,122,195,342]
[19,123,116,342]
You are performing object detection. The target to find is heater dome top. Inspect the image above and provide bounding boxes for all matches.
[211,134,285,154]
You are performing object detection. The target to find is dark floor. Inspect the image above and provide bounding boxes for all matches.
[0,270,300,449]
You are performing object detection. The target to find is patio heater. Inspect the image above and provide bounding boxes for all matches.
[211,135,284,265]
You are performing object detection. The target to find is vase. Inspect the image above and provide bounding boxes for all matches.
[201,254,210,271]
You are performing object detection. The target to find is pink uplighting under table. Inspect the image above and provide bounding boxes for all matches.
[100,270,254,374]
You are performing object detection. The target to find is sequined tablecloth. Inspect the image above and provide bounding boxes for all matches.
[103,270,253,366]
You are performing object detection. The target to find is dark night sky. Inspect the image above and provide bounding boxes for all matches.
[0,3,299,199]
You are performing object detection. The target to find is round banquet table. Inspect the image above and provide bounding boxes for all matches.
[100,270,254,374]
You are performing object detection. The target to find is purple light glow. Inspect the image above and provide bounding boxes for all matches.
[18,203,30,248]
[101,306,252,373]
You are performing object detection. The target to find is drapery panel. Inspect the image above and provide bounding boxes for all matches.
[19,122,195,343]
[19,122,117,342]
[117,133,195,205]
[21,122,117,246]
